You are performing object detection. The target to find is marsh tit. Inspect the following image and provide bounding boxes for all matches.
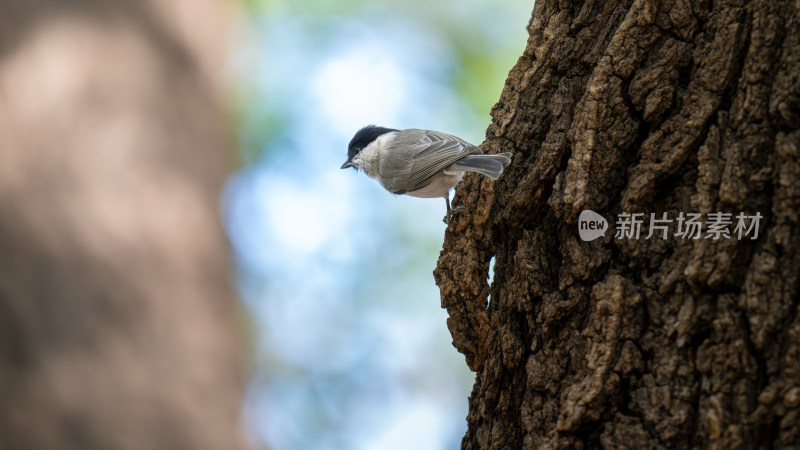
[341,125,512,223]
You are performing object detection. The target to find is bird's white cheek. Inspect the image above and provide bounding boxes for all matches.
[354,158,378,179]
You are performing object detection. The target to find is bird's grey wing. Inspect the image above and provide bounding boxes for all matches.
[379,129,481,194]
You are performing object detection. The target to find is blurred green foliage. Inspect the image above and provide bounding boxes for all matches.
[231,0,530,163]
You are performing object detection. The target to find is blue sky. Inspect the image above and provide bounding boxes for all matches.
[223,2,531,448]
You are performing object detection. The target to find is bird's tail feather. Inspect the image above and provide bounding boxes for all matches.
[448,153,512,180]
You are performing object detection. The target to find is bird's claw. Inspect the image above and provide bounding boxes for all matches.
[443,206,468,224]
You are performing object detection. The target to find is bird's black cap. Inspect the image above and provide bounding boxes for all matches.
[342,125,397,169]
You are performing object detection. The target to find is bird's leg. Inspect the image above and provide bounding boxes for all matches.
[443,195,467,224]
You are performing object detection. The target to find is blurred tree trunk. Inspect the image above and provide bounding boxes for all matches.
[0,1,246,449]
[435,0,800,448]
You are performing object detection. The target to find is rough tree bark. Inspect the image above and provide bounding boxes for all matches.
[435,0,800,448]
[0,1,245,449]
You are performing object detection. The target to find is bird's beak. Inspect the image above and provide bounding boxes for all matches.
[340,161,353,169]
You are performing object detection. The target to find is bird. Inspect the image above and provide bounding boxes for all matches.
[341,125,512,223]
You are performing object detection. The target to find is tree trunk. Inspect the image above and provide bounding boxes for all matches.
[434,0,800,448]
[0,2,245,449]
